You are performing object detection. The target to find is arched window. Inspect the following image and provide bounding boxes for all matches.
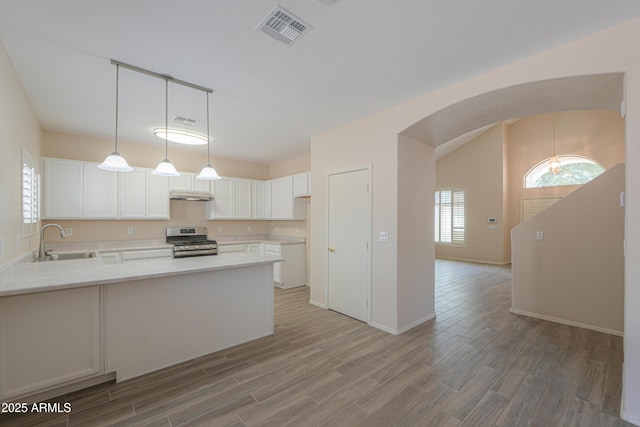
[524,155,605,188]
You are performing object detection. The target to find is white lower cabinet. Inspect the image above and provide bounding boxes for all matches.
[263,243,306,288]
[0,287,102,399]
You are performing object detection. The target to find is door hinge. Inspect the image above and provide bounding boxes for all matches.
[366,183,369,192]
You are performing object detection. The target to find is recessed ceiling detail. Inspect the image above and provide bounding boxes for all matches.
[256,5,312,46]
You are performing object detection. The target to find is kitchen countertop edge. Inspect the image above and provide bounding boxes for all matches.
[0,253,283,298]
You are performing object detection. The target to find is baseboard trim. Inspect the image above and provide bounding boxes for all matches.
[620,409,640,425]
[309,299,327,309]
[436,256,510,266]
[510,308,623,336]
[370,313,436,336]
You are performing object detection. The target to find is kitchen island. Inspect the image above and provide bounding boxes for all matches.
[0,252,281,400]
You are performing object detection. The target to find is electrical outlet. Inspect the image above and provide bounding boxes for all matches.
[127,227,134,235]
[296,227,300,233]
[536,231,544,240]
[66,228,73,236]
[247,225,252,232]
[218,226,223,232]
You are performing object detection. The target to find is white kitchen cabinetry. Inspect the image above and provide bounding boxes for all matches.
[293,172,311,197]
[170,172,210,192]
[147,171,170,219]
[253,180,265,219]
[217,244,245,253]
[271,176,305,220]
[264,180,272,219]
[207,177,233,219]
[101,247,173,264]
[120,168,170,220]
[206,177,253,220]
[0,287,102,399]
[234,179,253,219]
[43,158,84,218]
[84,163,119,218]
[119,167,147,218]
[263,243,306,288]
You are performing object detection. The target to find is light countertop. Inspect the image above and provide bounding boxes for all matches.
[0,252,282,298]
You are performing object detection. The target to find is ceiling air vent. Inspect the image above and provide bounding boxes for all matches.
[256,5,312,47]
[173,116,197,126]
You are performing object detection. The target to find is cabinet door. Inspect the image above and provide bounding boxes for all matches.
[207,177,233,219]
[234,179,252,219]
[147,171,170,219]
[253,181,265,219]
[0,287,102,399]
[272,176,293,219]
[264,181,272,219]
[293,172,310,197]
[169,174,192,191]
[84,163,119,218]
[42,158,84,218]
[192,176,211,192]
[218,244,245,253]
[120,167,147,218]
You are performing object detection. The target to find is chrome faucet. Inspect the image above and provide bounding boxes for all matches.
[39,224,67,261]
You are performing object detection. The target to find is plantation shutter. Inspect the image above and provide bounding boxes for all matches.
[22,152,39,236]
[434,189,465,244]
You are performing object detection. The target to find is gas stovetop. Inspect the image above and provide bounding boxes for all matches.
[166,227,218,258]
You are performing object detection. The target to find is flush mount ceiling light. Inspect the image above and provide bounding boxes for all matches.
[197,92,221,180]
[153,128,208,145]
[98,63,133,172]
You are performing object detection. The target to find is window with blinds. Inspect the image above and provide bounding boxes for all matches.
[22,149,39,237]
[435,189,465,244]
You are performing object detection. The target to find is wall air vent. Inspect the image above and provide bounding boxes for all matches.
[173,116,197,126]
[256,5,313,47]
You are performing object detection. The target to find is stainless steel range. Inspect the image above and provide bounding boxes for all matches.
[166,227,218,258]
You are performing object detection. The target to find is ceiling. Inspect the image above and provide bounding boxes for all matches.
[1,1,639,165]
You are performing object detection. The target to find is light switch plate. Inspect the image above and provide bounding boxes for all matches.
[66,227,73,236]
[127,227,134,235]
[378,231,389,242]
[536,231,544,240]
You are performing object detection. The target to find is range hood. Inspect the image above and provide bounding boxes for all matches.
[170,190,214,201]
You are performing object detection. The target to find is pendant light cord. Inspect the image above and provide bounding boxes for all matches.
[114,64,119,153]
[207,92,211,165]
[165,78,169,160]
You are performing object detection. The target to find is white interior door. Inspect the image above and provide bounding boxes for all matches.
[328,168,370,322]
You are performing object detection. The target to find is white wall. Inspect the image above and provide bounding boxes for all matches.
[512,164,625,334]
[0,40,42,268]
[310,17,640,423]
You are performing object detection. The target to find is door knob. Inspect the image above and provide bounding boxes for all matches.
[328,247,335,252]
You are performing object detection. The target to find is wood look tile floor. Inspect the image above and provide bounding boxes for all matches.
[2,259,635,427]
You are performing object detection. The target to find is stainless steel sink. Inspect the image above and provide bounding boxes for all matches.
[33,251,98,262]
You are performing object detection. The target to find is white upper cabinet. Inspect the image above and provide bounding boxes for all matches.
[170,173,211,193]
[43,158,84,219]
[119,168,170,219]
[42,157,170,220]
[293,172,311,197]
[233,179,253,219]
[271,176,305,220]
[147,172,170,219]
[253,180,265,219]
[264,180,272,219]
[206,177,252,220]
[84,163,119,218]
[119,168,147,218]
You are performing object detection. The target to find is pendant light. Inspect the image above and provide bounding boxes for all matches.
[152,78,180,177]
[196,92,221,180]
[98,64,133,172]
[549,113,561,175]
